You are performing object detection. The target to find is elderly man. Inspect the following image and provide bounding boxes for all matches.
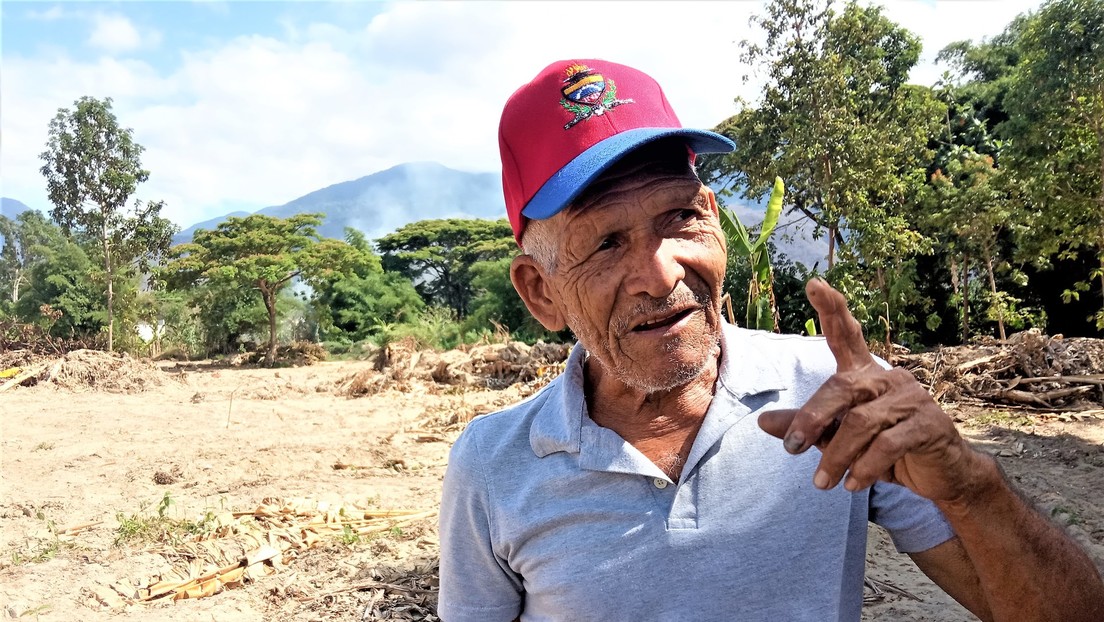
[439,59,1104,621]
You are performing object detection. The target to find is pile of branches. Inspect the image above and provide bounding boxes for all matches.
[0,349,165,393]
[336,339,572,398]
[0,315,101,356]
[899,329,1104,410]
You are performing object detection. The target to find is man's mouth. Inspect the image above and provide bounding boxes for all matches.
[631,307,696,332]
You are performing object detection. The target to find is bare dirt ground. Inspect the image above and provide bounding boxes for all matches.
[1,354,1102,621]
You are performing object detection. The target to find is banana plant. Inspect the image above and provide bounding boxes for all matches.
[718,176,784,332]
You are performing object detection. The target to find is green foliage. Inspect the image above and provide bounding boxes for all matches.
[162,213,360,365]
[0,211,62,313]
[702,0,944,339]
[376,218,515,318]
[1002,0,1104,328]
[312,228,424,342]
[718,177,784,331]
[464,256,566,343]
[39,96,177,351]
[114,493,216,547]
[15,235,105,341]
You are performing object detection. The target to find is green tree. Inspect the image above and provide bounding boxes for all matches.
[376,218,515,317]
[312,228,424,341]
[927,148,1030,340]
[702,0,944,336]
[464,256,567,343]
[162,213,359,365]
[16,235,104,340]
[1002,0,1104,329]
[39,96,177,351]
[0,211,63,311]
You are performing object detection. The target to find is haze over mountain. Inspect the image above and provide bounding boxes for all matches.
[6,161,826,268]
[172,162,505,245]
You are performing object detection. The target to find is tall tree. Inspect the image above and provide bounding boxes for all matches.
[39,96,176,350]
[162,213,359,365]
[702,0,944,332]
[376,218,515,318]
[0,211,62,309]
[1002,0,1104,329]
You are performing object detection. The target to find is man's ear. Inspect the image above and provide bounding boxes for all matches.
[703,185,719,217]
[510,255,566,331]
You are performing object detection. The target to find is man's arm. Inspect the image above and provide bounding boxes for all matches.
[759,279,1104,621]
[931,453,1103,621]
[908,537,992,622]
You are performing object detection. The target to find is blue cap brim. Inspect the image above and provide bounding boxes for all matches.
[521,128,735,220]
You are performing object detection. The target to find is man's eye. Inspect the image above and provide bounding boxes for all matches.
[597,236,619,251]
[675,208,697,221]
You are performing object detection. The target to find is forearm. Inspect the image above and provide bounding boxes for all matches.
[938,452,1104,622]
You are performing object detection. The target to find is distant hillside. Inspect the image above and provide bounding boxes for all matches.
[173,162,504,245]
[171,161,826,267]
[1,198,33,219]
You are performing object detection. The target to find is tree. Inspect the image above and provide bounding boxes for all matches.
[702,0,944,336]
[39,96,177,351]
[376,218,515,318]
[312,228,424,342]
[0,211,62,310]
[15,235,104,341]
[927,148,1029,340]
[1002,0,1104,329]
[162,213,359,365]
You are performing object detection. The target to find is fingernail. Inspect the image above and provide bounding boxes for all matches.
[844,476,859,492]
[784,431,805,454]
[813,470,830,490]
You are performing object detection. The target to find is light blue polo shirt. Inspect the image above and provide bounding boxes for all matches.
[439,323,954,621]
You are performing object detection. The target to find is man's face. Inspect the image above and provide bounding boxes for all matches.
[538,167,727,393]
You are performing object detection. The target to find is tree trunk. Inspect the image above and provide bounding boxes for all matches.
[827,225,837,271]
[102,222,114,352]
[962,256,971,344]
[11,268,21,303]
[263,286,278,367]
[982,244,1006,341]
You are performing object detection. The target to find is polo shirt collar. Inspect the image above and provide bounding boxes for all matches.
[528,322,789,460]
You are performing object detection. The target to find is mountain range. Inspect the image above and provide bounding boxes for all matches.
[3,162,826,267]
[1,197,32,219]
[172,162,504,245]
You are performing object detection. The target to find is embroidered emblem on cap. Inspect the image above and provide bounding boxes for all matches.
[559,64,634,130]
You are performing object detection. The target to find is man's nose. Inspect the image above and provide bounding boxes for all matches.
[625,237,686,299]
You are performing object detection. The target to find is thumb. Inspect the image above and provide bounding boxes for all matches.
[758,409,798,440]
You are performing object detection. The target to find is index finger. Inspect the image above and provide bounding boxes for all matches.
[806,278,877,373]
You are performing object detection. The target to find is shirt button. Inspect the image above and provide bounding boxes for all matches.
[653,477,669,489]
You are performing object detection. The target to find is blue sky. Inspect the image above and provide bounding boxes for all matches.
[2,0,1044,228]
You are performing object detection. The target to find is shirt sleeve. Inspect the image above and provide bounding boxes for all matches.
[868,481,956,553]
[438,426,524,621]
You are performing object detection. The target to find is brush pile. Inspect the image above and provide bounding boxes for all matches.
[898,329,1104,410]
[0,349,165,393]
[336,339,572,398]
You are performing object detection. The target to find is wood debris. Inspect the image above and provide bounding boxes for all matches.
[1,349,166,393]
[83,498,435,610]
[898,329,1104,410]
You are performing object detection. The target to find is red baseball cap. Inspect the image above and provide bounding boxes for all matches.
[499,59,735,243]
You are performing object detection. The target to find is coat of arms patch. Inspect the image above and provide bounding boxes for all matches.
[560,64,634,130]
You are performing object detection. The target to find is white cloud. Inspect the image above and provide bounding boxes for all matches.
[87,14,149,54]
[1,0,1043,229]
[25,5,67,21]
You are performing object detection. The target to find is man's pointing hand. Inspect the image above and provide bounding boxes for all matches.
[758,279,984,502]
